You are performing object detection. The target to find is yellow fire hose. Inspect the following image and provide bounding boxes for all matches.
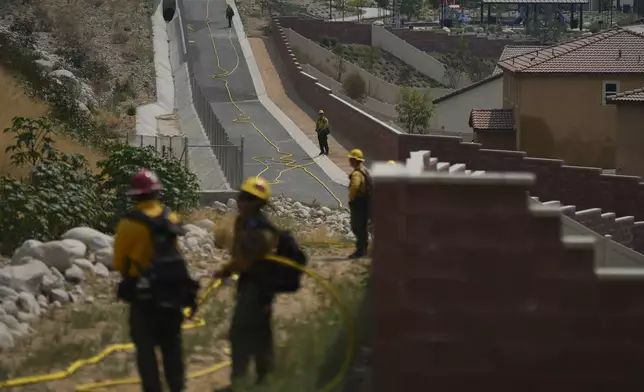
[0,0,360,388]
[203,0,345,209]
[0,255,355,391]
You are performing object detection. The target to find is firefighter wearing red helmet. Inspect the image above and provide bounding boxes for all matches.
[113,168,196,392]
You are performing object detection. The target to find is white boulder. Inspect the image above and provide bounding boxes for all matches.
[50,289,71,304]
[0,259,51,293]
[61,227,114,252]
[11,240,45,265]
[95,247,114,269]
[64,265,85,283]
[73,258,94,272]
[17,292,40,315]
[93,262,110,278]
[38,240,86,271]
[1,301,19,316]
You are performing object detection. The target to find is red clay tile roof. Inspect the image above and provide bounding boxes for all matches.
[483,0,587,3]
[497,28,644,74]
[469,109,516,131]
[493,45,547,75]
[606,87,644,103]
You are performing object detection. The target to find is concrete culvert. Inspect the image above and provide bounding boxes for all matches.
[162,0,176,21]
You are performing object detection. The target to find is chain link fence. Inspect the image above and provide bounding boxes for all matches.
[175,0,244,189]
[129,134,244,190]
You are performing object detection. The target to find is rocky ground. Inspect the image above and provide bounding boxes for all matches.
[0,197,369,391]
[0,0,157,134]
[336,44,446,88]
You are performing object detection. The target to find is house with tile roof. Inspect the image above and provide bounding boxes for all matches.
[428,45,545,135]
[469,108,517,150]
[497,28,644,168]
[606,87,644,178]
[492,45,546,76]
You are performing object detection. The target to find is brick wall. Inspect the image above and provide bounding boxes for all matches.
[396,135,644,232]
[371,167,644,391]
[270,17,644,254]
[276,16,371,45]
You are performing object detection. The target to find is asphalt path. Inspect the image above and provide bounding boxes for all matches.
[183,0,348,207]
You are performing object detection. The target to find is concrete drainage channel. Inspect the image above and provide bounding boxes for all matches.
[135,0,239,204]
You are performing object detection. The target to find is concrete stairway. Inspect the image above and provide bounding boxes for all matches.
[396,150,644,268]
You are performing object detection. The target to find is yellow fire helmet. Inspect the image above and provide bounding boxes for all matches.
[240,176,271,201]
[387,160,396,164]
[318,109,324,114]
[347,148,365,162]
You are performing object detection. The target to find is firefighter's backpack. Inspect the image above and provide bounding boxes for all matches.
[117,207,199,311]
[253,217,308,293]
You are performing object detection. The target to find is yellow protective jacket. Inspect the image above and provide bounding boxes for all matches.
[348,164,370,202]
[113,200,181,278]
[315,116,329,131]
[219,213,279,274]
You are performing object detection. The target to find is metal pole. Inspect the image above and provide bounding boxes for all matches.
[330,0,332,19]
[184,136,189,168]
[240,136,245,188]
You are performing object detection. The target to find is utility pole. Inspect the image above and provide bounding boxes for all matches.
[330,0,333,19]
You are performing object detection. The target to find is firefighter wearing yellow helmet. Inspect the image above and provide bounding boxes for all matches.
[214,176,278,388]
[347,149,372,258]
[315,109,330,156]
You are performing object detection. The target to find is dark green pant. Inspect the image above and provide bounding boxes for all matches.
[229,278,275,384]
[130,301,185,392]
[350,201,370,253]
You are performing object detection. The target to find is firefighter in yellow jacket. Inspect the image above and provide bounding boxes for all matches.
[315,109,330,156]
[113,169,189,392]
[347,149,372,258]
[214,177,279,390]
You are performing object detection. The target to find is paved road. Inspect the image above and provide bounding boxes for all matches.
[183,0,348,207]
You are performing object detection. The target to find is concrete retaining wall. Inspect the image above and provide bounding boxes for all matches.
[286,28,452,105]
[371,25,471,89]
[301,64,397,120]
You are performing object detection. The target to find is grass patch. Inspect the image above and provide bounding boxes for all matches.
[255,277,366,392]
[0,67,106,177]
[0,303,129,380]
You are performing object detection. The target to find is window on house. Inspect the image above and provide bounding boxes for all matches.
[603,81,620,103]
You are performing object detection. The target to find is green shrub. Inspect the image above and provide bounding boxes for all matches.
[253,277,368,392]
[0,155,115,254]
[0,117,200,253]
[97,144,200,218]
[126,105,137,116]
[589,22,600,33]
[320,36,338,48]
[343,72,367,102]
